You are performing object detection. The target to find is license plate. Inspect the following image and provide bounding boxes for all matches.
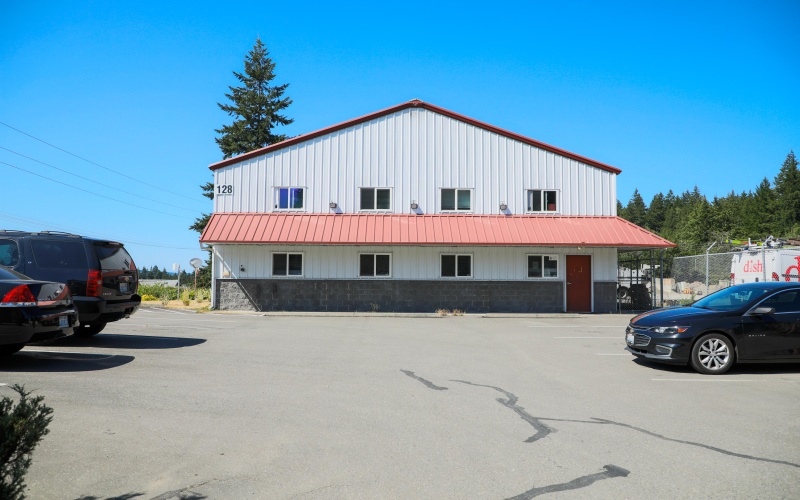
[120,283,128,293]
[59,316,69,328]
[626,332,634,345]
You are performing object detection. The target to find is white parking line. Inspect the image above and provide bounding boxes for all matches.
[555,336,621,339]
[652,379,758,382]
[529,325,620,328]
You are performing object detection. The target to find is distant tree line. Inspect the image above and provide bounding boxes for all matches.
[137,265,194,282]
[618,151,799,256]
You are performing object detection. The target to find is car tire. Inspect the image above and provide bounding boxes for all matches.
[690,333,734,374]
[74,322,107,337]
[0,343,25,356]
[617,287,629,299]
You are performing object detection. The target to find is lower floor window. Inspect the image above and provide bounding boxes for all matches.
[528,255,558,278]
[441,254,472,277]
[359,254,391,277]
[273,253,303,276]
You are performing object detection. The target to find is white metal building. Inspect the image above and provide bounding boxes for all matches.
[201,100,674,312]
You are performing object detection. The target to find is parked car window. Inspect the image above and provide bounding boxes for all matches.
[759,290,800,313]
[30,240,87,269]
[0,239,19,267]
[693,286,769,311]
[93,243,134,271]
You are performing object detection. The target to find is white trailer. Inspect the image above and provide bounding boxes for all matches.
[730,247,800,284]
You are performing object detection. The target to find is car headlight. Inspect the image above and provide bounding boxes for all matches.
[653,326,689,334]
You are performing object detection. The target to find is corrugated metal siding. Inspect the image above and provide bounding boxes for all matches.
[213,244,618,281]
[213,108,617,216]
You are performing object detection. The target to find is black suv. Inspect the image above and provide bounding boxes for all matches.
[0,230,140,336]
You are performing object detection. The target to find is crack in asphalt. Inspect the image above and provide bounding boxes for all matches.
[402,369,800,498]
[451,380,553,443]
[400,370,449,390]
[572,417,800,469]
[149,479,213,500]
[505,464,630,499]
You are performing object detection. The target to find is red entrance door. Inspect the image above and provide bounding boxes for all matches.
[566,255,592,312]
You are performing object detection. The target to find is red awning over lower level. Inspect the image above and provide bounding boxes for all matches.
[200,213,675,249]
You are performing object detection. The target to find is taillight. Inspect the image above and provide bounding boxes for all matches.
[87,269,103,297]
[1,284,37,305]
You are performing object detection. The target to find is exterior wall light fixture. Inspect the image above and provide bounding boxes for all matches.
[410,201,418,210]
[329,202,337,209]
[499,202,507,211]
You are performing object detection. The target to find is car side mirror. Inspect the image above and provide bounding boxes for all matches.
[748,307,775,316]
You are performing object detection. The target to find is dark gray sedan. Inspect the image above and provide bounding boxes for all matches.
[626,282,800,374]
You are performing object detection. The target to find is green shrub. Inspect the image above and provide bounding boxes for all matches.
[181,290,191,306]
[1,385,53,500]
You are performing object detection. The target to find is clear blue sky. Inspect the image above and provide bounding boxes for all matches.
[1,1,798,270]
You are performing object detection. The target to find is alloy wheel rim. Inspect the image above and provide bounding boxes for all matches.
[699,339,730,370]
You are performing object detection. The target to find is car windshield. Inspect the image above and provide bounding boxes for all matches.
[692,286,770,311]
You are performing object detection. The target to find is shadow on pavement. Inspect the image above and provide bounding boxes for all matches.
[51,334,207,350]
[73,493,144,500]
[0,351,135,372]
[632,358,800,375]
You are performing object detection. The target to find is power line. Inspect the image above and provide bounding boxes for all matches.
[0,120,207,202]
[0,211,200,251]
[0,146,205,214]
[0,160,194,220]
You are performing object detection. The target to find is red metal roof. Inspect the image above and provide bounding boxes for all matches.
[200,213,675,249]
[208,100,622,175]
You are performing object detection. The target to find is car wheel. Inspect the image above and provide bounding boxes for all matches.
[74,322,107,337]
[0,343,25,356]
[690,333,734,374]
[617,287,629,299]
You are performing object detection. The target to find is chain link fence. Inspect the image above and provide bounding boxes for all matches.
[616,244,800,313]
[670,251,736,303]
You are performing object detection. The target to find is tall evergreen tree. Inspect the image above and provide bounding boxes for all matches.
[752,177,777,236]
[623,189,648,227]
[645,193,666,233]
[190,39,293,289]
[773,150,800,236]
[215,38,293,158]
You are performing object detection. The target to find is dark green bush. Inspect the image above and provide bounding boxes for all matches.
[0,385,53,500]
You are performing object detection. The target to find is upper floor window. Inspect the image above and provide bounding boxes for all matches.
[275,187,305,210]
[359,254,391,277]
[441,254,472,278]
[273,253,303,276]
[527,190,557,213]
[528,255,558,278]
[360,188,392,211]
[441,189,472,211]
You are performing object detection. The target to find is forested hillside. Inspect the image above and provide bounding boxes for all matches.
[618,151,799,256]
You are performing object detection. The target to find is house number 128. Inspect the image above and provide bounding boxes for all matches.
[217,184,233,195]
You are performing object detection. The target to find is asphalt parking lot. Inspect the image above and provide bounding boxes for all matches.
[2,309,799,499]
